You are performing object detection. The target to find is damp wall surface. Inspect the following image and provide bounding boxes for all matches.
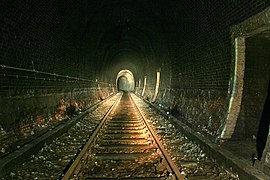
[1,0,270,171]
[0,86,114,130]
[155,2,270,140]
[0,84,114,157]
[1,0,269,141]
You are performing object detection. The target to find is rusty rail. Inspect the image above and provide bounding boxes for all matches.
[129,93,184,180]
[62,92,183,179]
[62,93,123,179]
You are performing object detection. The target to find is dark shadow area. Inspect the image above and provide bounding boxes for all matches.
[225,30,270,172]
[256,80,270,160]
[233,31,270,140]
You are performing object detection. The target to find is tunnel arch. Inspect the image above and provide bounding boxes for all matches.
[1,2,270,178]
[221,8,270,141]
[116,70,135,92]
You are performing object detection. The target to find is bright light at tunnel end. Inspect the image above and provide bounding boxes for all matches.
[116,69,135,92]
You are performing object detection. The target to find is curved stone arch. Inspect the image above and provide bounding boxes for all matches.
[116,69,135,92]
[220,7,270,141]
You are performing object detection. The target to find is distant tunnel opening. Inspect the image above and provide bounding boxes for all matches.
[117,76,131,92]
[116,70,135,92]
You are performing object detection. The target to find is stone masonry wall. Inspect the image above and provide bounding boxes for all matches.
[156,2,270,139]
[156,89,228,137]
[0,86,113,158]
[233,36,270,139]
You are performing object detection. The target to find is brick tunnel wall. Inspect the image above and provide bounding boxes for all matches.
[0,1,95,78]
[234,36,270,139]
[155,1,270,138]
[0,1,114,156]
[0,0,270,160]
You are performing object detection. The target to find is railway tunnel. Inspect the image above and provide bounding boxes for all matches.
[0,1,270,179]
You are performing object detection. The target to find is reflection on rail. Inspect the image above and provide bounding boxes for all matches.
[62,92,183,179]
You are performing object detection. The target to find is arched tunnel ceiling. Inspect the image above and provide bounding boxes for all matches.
[1,2,270,178]
[70,0,201,83]
[62,0,268,83]
[1,0,269,86]
[84,0,171,82]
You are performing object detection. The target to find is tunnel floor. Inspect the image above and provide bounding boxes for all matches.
[0,93,257,179]
[70,92,178,179]
[223,139,265,173]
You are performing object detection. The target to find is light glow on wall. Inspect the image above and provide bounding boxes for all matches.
[116,70,135,92]
[142,76,147,97]
[152,71,160,102]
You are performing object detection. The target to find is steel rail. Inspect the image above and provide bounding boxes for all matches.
[129,93,184,180]
[62,92,123,180]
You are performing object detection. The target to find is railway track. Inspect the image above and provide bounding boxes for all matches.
[62,93,183,179]
[1,93,121,179]
[3,92,238,179]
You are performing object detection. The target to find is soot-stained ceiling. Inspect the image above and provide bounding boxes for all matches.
[0,0,269,88]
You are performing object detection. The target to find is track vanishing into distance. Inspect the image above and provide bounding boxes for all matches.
[62,93,183,180]
[2,92,238,179]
